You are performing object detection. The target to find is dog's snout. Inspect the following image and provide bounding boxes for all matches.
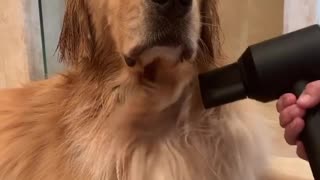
[151,0,192,18]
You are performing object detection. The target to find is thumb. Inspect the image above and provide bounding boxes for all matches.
[297,81,320,109]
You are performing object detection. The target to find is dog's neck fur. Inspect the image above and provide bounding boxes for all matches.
[51,62,258,180]
[63,73,202,180]
[0,58,267,180]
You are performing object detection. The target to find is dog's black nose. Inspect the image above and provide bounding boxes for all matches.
[151,0,192,18]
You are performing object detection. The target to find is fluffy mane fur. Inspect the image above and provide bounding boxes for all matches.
[0,0,270,179]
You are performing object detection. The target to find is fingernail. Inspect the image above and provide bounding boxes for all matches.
[298,94,311,105]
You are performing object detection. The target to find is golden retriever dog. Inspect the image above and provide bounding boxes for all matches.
[0,0,270,179]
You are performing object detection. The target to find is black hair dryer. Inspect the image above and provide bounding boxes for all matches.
[198,24,320,179]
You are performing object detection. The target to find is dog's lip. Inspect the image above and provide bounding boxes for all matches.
[127,44,149,59]
[128,40,181,57]
[125,41,194,67]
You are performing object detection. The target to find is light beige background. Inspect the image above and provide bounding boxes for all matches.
[219,0,316,179]
[219,0,286,155]
[0,1,44,88]
[0,1,30,88]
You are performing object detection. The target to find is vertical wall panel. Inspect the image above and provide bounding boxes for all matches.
[248,0,284,44]
[218,0,249,65]
[24,1,45,81]
[40,0,65,77]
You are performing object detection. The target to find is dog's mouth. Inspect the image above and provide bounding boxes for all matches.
[124,34,195,67]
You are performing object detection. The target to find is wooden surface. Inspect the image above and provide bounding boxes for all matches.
[248,0,284,44]
[218,0,249,65]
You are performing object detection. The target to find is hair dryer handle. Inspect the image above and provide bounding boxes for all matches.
[293,80,320,180]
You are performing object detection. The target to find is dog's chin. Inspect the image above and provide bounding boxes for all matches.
[125,42,196,68]
[138,45,193,66]
[123,41,196,83]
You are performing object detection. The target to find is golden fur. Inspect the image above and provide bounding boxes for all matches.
[0,0,271,179]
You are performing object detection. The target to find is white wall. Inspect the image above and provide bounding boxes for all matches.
[284,0,318,33]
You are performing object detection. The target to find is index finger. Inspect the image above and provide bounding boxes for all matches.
[276,93,297,113]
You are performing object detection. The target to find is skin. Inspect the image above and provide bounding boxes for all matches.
[277,80,320,160]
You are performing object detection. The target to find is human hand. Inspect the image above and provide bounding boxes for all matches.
[277,80,320,160]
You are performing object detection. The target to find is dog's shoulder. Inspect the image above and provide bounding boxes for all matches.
[0,75,73,179]
[0,74,73,142]
[0,75,65,110]
[0,86,34,115]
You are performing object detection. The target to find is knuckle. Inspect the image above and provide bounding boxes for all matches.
[284,131,295,145]
[279,110,286,119]
[281,94,290,101]
[284,94,291,100]
[276,100,282,112]
[284,131,292,145]
[291,105,300,116]
[279,112,289,126]
[279,114,283,124]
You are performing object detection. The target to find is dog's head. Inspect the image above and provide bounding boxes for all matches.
[58,0,220,73]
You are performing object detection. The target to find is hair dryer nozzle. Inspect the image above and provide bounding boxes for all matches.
[198,62,247,108]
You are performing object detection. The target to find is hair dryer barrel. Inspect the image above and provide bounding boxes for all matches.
[199,24,320,108]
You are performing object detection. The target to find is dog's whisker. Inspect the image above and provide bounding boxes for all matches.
[199,21,219,27]
[200,14,215,18]
[200,22,217,27]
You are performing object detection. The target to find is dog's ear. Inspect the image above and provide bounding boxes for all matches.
[57,0,94,66]
[199,0,221,62]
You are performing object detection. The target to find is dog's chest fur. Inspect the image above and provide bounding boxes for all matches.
[0,75,267,180]
[68,90,266,180]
